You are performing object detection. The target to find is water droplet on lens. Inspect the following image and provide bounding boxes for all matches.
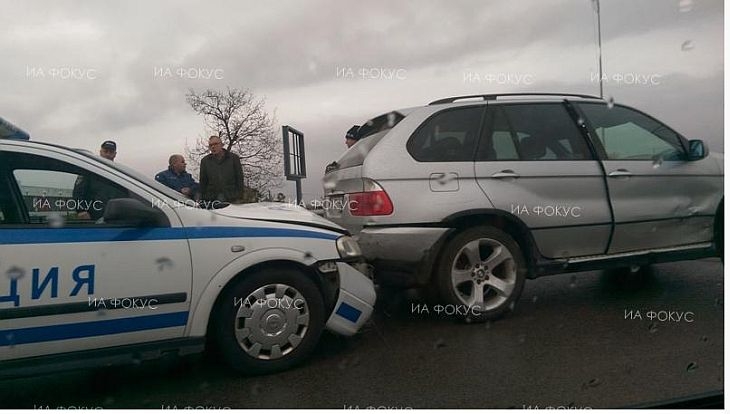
[103,397,115,406]
[303,251,313,259]
[6,266,25,280]
[48,212,66,228]
[6,333,15,348]
[517,334,526,344]
[681,40,694,51]
[531,295,538,303]
[700,336,709,343]
[387,112,397,127]
[484,320,492,330]
[648,323,658,333]
[156,257,174,271]
[678,0,693,12]
[569,275,577,288]
[509,302,516,311]
[686,362,698,372]
[606,96,614,109]
[584,378,601,388]
[433,338,446,349]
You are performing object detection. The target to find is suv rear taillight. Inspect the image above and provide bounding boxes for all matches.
[348,180,393,216]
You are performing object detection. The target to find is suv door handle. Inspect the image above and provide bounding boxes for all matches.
[608,169,633,177]
[491,170,520,178]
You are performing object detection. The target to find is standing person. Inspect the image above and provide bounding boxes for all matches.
[155,154,199,199]
[199,135,244,204]
[325,125,361,174]
[345,125,361,148]
[72,140,121,220]
[99,140,117,161]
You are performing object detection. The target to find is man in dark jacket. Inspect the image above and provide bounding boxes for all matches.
[72,140,125,220]
[199,135,245,203]
[155,154,199,199]
[344,124,361,148]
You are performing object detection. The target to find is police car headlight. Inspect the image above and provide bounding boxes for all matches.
[336,236,362,259]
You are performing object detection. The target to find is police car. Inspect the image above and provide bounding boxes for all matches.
[0,128,376,377]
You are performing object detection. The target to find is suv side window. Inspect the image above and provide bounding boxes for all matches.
[577,103,685,160]
[6,152,142,227]
[479,103,592,161]
[407,106,483,162]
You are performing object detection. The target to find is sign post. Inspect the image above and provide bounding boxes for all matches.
[282,125,306,205]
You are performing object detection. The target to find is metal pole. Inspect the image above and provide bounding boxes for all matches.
[596,0,604,99]
[295,180,302,206]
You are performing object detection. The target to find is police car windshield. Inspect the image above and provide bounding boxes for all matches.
[74,150,201,207]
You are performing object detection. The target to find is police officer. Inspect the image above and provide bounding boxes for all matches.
[345,125,361,148]
[326,125,362,174]
[72,140,125,220]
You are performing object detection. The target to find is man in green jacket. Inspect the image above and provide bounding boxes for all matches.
[199,135,245,204]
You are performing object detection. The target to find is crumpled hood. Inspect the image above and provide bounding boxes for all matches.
[211,202,347,234]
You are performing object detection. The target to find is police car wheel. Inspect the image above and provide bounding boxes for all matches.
[212,266,325,375]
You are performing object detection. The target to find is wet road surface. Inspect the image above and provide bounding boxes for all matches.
[0,258,723,409]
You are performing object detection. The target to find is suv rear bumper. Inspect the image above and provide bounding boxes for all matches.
[355,226,453,286]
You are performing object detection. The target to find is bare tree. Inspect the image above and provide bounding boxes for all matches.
[185,87,283,201]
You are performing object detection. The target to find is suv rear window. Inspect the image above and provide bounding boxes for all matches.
[407,106,484,162]
[357,111,405,139]
[333,111,406,171]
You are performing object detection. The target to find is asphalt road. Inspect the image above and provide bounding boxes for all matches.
[1,258,723,409]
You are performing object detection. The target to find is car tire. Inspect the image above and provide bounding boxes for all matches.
[434,226,527,322]
[211,266,325,375]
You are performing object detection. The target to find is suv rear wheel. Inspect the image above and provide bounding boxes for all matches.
[434,226,527,322]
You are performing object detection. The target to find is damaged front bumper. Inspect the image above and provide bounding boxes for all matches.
[324,262,376,336]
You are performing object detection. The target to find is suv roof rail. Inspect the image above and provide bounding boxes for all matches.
[428,93,603,105]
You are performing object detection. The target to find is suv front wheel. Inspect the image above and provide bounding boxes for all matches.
[434,226,527,322]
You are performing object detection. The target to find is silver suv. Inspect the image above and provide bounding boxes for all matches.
[323,93,724,321]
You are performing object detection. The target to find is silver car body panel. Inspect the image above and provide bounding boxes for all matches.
[602,156,722,253]
[323,96,723,281]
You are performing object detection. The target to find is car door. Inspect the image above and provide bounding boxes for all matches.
[576,102,722,253]
[399,105,485,219]
[0,148,192,361]
[474,102,613,258]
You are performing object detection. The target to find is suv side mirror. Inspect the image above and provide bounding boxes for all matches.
[688,139,707,161]
[103,198,169,227]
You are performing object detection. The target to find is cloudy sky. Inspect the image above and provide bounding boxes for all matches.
[0,0,723,200]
